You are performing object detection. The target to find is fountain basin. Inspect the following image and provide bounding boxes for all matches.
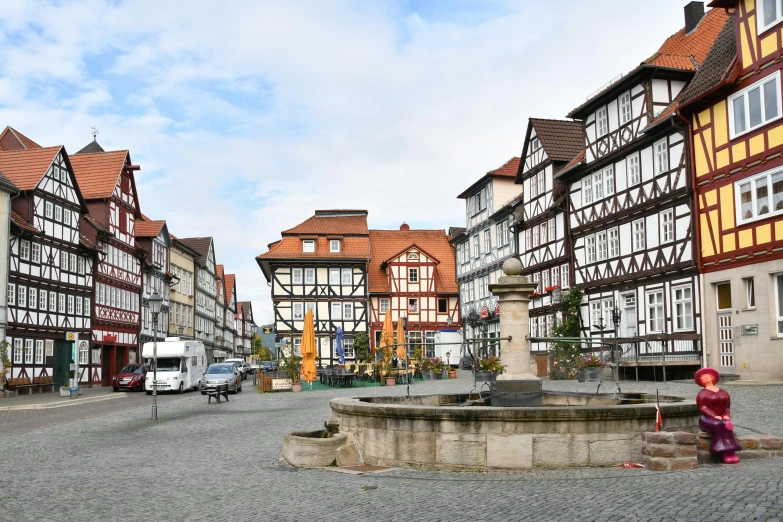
[329,392,699,470]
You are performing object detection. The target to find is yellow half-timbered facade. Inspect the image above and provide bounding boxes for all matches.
[682,0,783,379]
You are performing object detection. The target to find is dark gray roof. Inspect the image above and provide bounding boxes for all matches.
[178,237,213,265]
[76,139,106,154]
[529,119,584,163]
[680,17,736,106]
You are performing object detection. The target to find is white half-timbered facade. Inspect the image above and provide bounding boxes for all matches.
[513,119,584,352]
[136,219,172,347]
[454,158,520,345]
[179,237,218,361]
[0,144,96,388]
[256,210,370,365]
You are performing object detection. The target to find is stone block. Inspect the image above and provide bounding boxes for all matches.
[355,415,388,430]
[644,432,673,444]
[739,437,759,450]
[437,435,486,467]
[360,428,395,460]
[533,436,589,469]
[336,433,363,467]
[589,438,641,467]
[697,438,710,451]
[740,449,768,459]
[672,432,697,445]
[697,450,715,464]
[757,435,783,450]
[676,445,698,458]
[642,443,677,458]
[486,435,532,469]
[395,430,436,464]
[642,456,668,471]
[282,432,347,468]
[668,457,698,471]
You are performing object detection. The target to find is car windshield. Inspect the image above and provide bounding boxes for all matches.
[206,364,233,374]
[148,358,181,372]
[119,365,143,374]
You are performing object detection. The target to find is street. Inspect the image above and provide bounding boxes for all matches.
[0,376,782,521]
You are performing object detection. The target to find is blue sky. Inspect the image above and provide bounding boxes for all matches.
[0,0,711,323]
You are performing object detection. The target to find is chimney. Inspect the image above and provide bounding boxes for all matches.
[684,1,705,34]
[400,223,410,231]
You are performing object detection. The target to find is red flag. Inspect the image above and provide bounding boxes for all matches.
[654,404,664,432]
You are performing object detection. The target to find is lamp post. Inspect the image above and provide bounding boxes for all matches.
[148,290,163,421]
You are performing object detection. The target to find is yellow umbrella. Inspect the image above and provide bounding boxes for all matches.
[300,309,317,385]
[379,310,395,378]
[396,318,406,361]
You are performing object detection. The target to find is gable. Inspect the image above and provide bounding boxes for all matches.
[34,151,80,206]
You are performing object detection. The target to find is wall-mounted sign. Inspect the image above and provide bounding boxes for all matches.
[263,327,273,335]
[741,324,758,336]
[66,332,78,342]
[480,306,490,319]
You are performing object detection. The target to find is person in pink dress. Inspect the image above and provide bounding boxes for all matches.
[695,367,741,464]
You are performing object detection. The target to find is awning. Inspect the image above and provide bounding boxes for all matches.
[214,350,228,358]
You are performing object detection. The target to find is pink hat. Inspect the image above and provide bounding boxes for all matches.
[694,367,720,386]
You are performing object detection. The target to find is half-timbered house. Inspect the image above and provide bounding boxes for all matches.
[178,237,218,361]
[369,226,460,361]
[679,0,783,379]
[558,4,728,374]
[453,158,520,349]
[514,119,583,354]
[215,264,229,356]
[224,272,238,356]
[167,235,197,339]
[71,141,143,384]
[256,210,370,365]
[0,143,96,388]
[135,217,172,347]
[237,301,256,360]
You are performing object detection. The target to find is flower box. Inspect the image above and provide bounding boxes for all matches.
[577,367,602,383]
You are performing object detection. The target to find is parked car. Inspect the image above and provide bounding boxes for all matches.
[225,358,248,380]
[200,363,242,395]
[241,361,252,378]
[261,361,277,372]
[112,364,147,392]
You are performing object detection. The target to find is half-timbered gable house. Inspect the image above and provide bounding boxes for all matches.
[178,237,218,361]
[514,119,583,353]
[237,301,256,360]
[679,0,783,379]
[167,235,197,339]
[454,158,520,345]
[0,144,95,388]
[369,226,460,360]
[224,273,238,356]
[0,171,18,345]
[70,143,143,384]
[214,264,233,357]
[559,4,728,371]
[256,210,370,365]
[0,126,42,152]
[135,217,172,347]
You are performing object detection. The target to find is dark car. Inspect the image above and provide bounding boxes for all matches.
[112,364,147,392]
[261,361,277,372]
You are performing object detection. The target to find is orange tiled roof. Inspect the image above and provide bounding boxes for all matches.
[225,274,235,303]
[368,229,457,294]
[69,150,129,199]
[282,210,369,236]
[135,219,165,238]
[216,264,224,279]
[0,146,61,191]
[487,157,520,178]
[0,127,42,151]
[258,236,371,260]
[10,210,40,233]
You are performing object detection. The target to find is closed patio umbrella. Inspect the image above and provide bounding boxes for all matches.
[300,309,317,387]
[379,310,395,381]
[396,319,406,361]
[336,327,345,365]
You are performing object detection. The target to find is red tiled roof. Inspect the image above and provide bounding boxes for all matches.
[487,157,520,178]
[216,264,224,279]
[0,127,42,151]
[529,119,585,163]
[10,210,39,234]
[225,274,235,303]
[282,210,369,236]
[135,219,165,238]
[367,229,457,294]
[0,146,61,191]
[69,150,129,199]
[257,236,371,260]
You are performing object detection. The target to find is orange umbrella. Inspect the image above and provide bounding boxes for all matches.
[379,310,395,376]
[396,318,406,361]
[300,309,317,385]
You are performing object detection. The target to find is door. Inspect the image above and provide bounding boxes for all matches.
[53,340,72,388]
[622,293,637,338]
[716,283,734,373]
[101,345,113,386]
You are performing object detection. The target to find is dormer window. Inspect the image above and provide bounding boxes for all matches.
[530,137,540,152]
[760,0,783,34]
[330,239,341,252]
[302,240,315,253]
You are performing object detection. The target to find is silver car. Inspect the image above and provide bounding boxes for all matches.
[200,363,242,395]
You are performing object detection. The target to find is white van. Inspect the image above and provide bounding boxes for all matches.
[142,338,207,394]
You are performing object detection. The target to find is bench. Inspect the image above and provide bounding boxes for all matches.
[206,384,229,404]
[5,376,54,395]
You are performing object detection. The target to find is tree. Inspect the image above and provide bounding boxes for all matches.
[353,332,371,364]
[549,288,584,380]
[252,334,273,360]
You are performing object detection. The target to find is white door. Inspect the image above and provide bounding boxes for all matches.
[716,283,734,373]
[622,293,637,337]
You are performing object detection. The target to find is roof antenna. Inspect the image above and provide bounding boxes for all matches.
[91,127,99,142]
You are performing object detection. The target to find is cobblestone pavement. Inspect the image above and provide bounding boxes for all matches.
[1,374,782,521]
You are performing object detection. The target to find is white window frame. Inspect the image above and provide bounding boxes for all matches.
[409,267,418,283]
[305,302,315,319]
[776,273,783,336]
[331,302,342,320]
[608,227,619,258]
[473,235,480,258]
[329,239,341,252]
[561,264,569,289]
[35,339,44,365]
[654,138,668,175]
[673,285,693,332]
[627,153,640,186]
[729,71,782,138]
[660,209,674,244]
[329,268,340,285]
[341,268,352,286]
[343,302,353,320]
[586,235,596,263]
[582,177,593,205]
[304,268,315,284]
[28,288,37,310]
[759,0,783,34]
[31,243,41,264]
[39,288,47,310]
[633,219,646,251]
[548,219,555,243]
[551,266,560,287]
[54,205,62,222]
[379,298,390,314]
[20,240,30,261]
[646,289,665,333]
[619,91,632,124]
[537,172,545,195]
[24,339,33,364]
[293,302,304,321]
[596,230,608,261]
[49,291,56,312]
[63,209,71,226]
[408,298,418,313]
[603,165,614,196]
[593,169,604,200]
[13,339,22,364]
[7,283,15,306]
[743,277,756,310]
[484,229,491,255]
[734,166,783,224]
[17,285,26,308]
[292,268,303,284]
[596,106,608,136]
[45,201,53,219]
[302,240,315,253]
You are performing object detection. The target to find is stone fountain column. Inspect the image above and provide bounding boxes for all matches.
[488,258,541,394]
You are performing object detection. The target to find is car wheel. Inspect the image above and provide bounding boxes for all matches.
[145,390,152,396]
[178,382,184,394]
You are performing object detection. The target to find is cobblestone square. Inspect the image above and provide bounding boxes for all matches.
[1,374,782,521]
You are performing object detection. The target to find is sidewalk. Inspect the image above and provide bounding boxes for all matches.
[0,385,128,411]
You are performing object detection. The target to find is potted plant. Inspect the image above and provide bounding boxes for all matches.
[577,354,603,383]
[475,356,506,382]
[448,366,457,379]
[281,351,302,392]
[419,357,437,380]
[380,356,396,386]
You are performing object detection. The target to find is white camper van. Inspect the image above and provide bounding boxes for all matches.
[142,338,207,394]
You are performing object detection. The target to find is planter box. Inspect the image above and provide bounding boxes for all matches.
[421,371,435,381]
[60,387,71,397]
[283,431,348,467]
[474,371,498,383]
[434,371,444,380]
[577,368,602,383]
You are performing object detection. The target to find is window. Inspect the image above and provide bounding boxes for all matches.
[530,137,540,152]
[646,290,664,333]
[49,291,56,312]
[532,273,540,293]
[29,288,37,310]
[529,175,537,199]
[660,209,674,244]
[537,172,545,195]
[438,298,448,314]
[70,254,76,272]
[380,298,390,314]
[608,228,619,258]
[39,288,47,310]
[729,71,781,138]
[67,295,74,315]
[343,302,353,320]
[292,268,303,284]
[17,285,26,308]
[633,219,646,251]
[45,201,53,219]
[760,0,783,33]
[620,91,632,124]
[329,268,340,285]
[735,168,783,224]
[596,106,608,136]
[331,302,342,320]
[548,219,555,243]
[473,235,480,258]
[583,177,593,205]
[532,226,539,248]
[408,298,418,313]
[35,339,44,365]
[551,266,560,288]
[20,240,30,261]
[604,165,614,196]
[25,339,33,364]
[78,257,85,274]
[76,341,88,365]
[744,277,756,309]
[63,209,71,226]
[586,235,596,263]
[524,229,531,252]
[13,339,22,364]
[61,252,68,272]
[409,267,418,282]
[776,273,783,335]
[305,302,315,319]
[293,303,304,320]
[54,205,62,222]
[540,222,547,244]
[590,301,602,328]
[7,283,15,306]
[593,169,604,200]
[304,268,315,284]
[472,189,485,214]
[484,229,491,254]
[561,264,569,288]
[341,269,352,285]
[541,270,550,291]
[302,240,315,253]
[673,286,693,331]
[627,153,640,186]
[31,243,41,264]
[330,239,341,252]
[595,231,607,261]
[654,139,668,174]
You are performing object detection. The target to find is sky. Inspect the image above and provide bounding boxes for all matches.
[0,0,711,324]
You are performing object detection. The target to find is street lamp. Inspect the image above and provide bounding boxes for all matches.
[148,290,163,421]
